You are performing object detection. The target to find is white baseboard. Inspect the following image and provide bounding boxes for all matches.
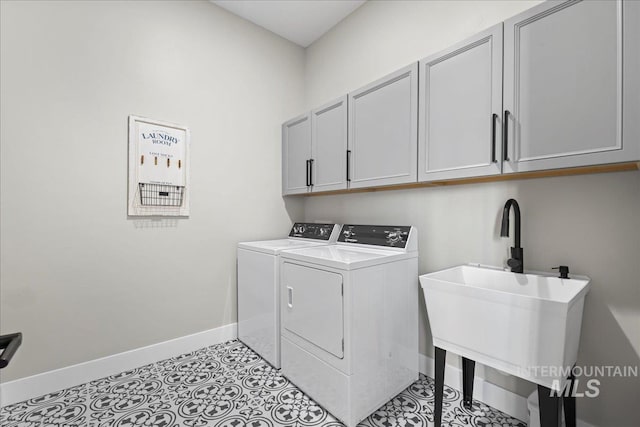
[419,353,597,427]
[0,323,237,407]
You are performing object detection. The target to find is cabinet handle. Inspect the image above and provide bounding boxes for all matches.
[309,159,314,186]
[346,150,351,182]
[287,286,293,309]
[305,160,310,187]
[491,113,498,163]
[503,110,510,162]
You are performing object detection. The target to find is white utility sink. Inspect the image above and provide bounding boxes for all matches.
[419,264,590,390]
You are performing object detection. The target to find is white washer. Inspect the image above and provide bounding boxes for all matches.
[279,224,419,427]
[237,223,340,369]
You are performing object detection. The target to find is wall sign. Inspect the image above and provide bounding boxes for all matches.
[128,115,190,216]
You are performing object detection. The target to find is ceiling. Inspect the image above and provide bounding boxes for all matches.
[211,0,367,47]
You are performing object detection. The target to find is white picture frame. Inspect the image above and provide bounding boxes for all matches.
[127,115,190,217]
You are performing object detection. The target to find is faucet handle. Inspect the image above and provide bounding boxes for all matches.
[552,266,570,279]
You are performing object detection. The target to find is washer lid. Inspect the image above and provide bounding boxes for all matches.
[280,245,416,270]
[238,239,329,255]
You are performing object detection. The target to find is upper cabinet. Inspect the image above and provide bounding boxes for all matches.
[503,0,639,173]
[418,24,503,182]
[282,97,348,195]
[282,114,311,195]
[623,0,640,158]
[311,96,348,192]
[282,0,639,196]
[348,63,418,189]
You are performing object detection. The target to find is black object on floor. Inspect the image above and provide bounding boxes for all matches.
[0,332,22,369]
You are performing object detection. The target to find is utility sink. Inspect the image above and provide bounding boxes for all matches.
[419,264,590,390]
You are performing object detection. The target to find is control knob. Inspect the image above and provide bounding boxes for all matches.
[387,231,401,244]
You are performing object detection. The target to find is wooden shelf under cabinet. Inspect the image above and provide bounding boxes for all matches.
[284,162,640,197]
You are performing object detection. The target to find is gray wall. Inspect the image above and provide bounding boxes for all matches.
[302,1,640,425]
[0,0,304,383]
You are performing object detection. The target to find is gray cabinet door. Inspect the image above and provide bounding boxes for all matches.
[348,63,418,189]
[418,24,503,182]
[503,0,638,173]
[311,96,348,192]
[624,0,640,156]
[282,114,311,195]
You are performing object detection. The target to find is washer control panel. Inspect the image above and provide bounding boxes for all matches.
[338,225,411,248]
[289,223,336,240]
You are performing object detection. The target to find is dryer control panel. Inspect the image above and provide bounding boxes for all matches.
[289,223,337,240]
[338,225,411,248]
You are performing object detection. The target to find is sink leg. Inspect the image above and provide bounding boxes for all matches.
[462,357,475,409]
[434,347,446,427]
[564,370,576,427]
[538,384,562,427]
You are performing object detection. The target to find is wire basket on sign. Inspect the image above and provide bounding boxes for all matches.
[138,183,185,207]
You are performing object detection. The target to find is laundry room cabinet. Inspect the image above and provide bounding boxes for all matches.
[348,63,419,189]
[282,0,639,196]
[311,96,348,192]
[418,24,503,182]
[503,0,639,173]
[282,113,311,195]
[282,97,348,195]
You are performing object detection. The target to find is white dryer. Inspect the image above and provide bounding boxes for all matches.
[237,223,340,369]
[279,224,419,427]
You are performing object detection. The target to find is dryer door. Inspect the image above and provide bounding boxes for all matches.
[282,262,344,359]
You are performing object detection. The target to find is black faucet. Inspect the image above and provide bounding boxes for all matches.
[500,199,524,273]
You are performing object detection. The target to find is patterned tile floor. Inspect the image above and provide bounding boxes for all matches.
[1,340,526,427]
